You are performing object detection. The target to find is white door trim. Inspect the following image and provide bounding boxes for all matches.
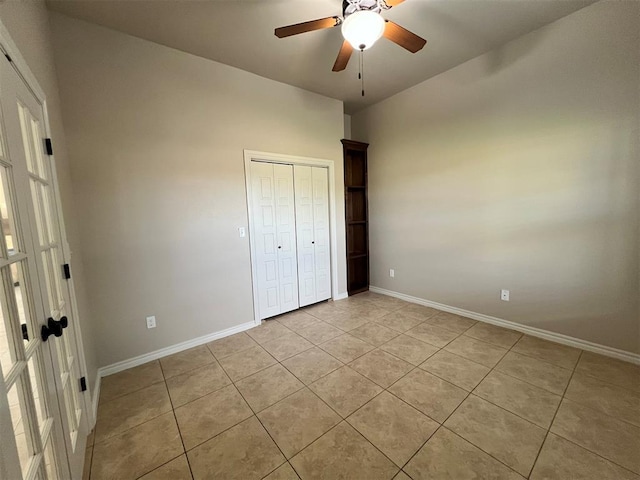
[0,19,93,428]
[244,150,340,324]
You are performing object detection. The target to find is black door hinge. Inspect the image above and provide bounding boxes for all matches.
[4,53,12,63]
[63,263,71,279]
[45,138,53,156]
[21,323,29,341]
[80,377,87,392]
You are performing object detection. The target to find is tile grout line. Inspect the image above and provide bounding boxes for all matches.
[92,396,173,448]
[164,350,257,472]
[168,328,547,479]
[117,361,195,480]
[230,384,291,479]
[536,350,638,475]
[91,297,638,479]
[568,365,640,396]
[232,319,397,477]
[252,316,405,476]
[180,335,639,479]
[396,331,528,478]
[281,304,535,478]
[158,358,195,480]
[379,295,526,477]
[90,307,431,478]
[86,442,94,480]
[541,350,640,476]
[308,310,512,477]
[243,302,635,477]
[526,349,584,478]
[278,349,345,384]
[215,322,351,469]
[466,334,546,479]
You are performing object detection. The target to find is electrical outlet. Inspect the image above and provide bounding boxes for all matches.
[501,290,510,302]
[146,316,156,329]
[390,269,395,278]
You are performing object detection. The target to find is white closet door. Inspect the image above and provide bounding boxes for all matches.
[312,167,331,301]
[251,162,281,319]
[294,166,316,307]
[273,164,299,315]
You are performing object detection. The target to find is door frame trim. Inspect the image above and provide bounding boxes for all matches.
[244,150,340,324]
[0,19,93,430]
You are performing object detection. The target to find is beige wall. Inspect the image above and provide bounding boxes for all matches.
[352,1,640,353]
[50,13,346,366]
[343,114,352,140]
[0,3,98,390]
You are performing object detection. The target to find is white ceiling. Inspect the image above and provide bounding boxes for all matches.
[46,0,595,114]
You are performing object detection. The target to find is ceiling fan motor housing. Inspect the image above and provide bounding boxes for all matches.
[343,0,388,17]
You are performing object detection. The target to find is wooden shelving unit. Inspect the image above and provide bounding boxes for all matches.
[341,139,369,296]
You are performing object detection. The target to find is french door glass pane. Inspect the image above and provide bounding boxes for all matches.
[63,377,79,434]
[11,261,36,348]
[50,248,64,310]
[27,351,47,432]
[0,277,16,376]
[0,117,5,159]
[0,166,19,255]
[40,184,56,245]
[40,250,56,315]
[30,179,46,247]
[17,103,46,180]
[44,438,59,480]
[28,116,47,181]
[8,375,36,478]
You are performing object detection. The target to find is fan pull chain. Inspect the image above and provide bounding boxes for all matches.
[359,48,365,97]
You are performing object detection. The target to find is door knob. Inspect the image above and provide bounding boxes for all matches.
[41,318,63,341]
[49,316,68,330]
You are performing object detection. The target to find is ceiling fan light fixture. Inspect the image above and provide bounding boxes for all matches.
[341,10,385,50]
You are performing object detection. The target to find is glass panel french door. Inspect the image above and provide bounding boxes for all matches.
[0,51,86,478]
[0,54,68,479]
[18,93,87,459]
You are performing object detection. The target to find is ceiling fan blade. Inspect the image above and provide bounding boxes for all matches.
[383,20,426,53]
[275,16,341,38]
[332,40,353,72]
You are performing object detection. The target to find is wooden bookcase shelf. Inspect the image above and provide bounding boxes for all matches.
[341,139,369,296]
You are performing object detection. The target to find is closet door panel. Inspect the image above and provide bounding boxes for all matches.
[251,162,281,319]
[312,167,331,301]
[274,164,299,314]
[294,165,316,307]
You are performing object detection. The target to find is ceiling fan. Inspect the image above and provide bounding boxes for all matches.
[274,0,427,72]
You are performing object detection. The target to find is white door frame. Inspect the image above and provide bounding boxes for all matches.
[244,150,340,324]
[0,20,93,429]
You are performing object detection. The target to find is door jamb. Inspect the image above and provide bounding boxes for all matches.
[0,19,93,428]
[244,150,340,324]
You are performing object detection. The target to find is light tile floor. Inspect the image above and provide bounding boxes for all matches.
[83,292,640,480]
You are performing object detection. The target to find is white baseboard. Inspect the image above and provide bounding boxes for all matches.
[333,292,349,301]
[98,321,256,378]
[370,286,640,365]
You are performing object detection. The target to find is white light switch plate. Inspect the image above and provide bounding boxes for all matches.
[238,227,246,238]
[501,290,510,301]
[146,316,156,329]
